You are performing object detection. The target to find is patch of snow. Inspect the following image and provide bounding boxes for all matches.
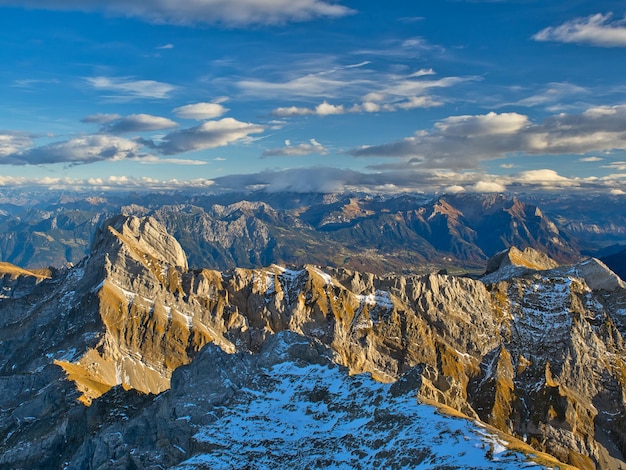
[91,280,105,293]
[312,267,333,286]
[174,355,545,470]
[55,348,77,361]
[356,290,394,310]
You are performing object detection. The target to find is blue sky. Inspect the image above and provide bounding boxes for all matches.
[1,0,626,194]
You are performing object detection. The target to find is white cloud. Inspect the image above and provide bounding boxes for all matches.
[350,105,626,170]
[315,102,345,115]
[262,139,328,157]
[533,13,626,47]
[444,185,466,194]
[156,43,174,49]
[272,95,442,117]
[271,106,315,117]
[137,156,207,165]
[104,114,178,133]
[471,181,506,193]
[579,156,603,162]
[210,166,626,194]
[5,135,144,165]
[2,165,625,195]
[0,132,34,157]
[143,117,265,155]
[0,175,216,191]
[86,76,177,100]
[409,68,436,78]
[238,74,349,99]
[238,64,474,105]
[603,161,626,171]
[260,65,468,118]
[173,102,229,120]
[434,112,529,136]
[2,0,354,26]
[396,96,443,110]
[512,169,578,187]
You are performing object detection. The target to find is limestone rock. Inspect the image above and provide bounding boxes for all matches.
[485,246,559,274]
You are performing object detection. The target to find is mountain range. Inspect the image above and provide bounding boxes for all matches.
[1,212,624,468]
[2,191,625,276]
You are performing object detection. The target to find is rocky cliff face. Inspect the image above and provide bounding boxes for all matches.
[0,215,624,469]
[0,262,50,299]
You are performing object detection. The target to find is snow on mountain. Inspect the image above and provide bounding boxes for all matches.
[65,332,556,469]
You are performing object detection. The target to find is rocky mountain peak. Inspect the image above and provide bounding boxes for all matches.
[566,257,625,291]
[485,246,559,274]
[92,214,188,271]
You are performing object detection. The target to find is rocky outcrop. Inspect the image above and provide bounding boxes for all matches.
[0,215,624,469]
[485,246,559,274]
[0,261,50,299]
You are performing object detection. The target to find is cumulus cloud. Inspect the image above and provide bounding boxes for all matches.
[444,185,466,194]
[533,13,626,47]
[0,0,354,26]
[471,181,507,193]
[103,114,178,133]
[272,96,442,117]
[3,135,144,165]
[86,76,177,100]
[349,105,626,170]
[173,102,229,120]
[512,169,578,187]
[262,139,328,157]
[142,117,265,155]
[0,132,34,157]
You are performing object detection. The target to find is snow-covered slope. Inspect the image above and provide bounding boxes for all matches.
[67,333,559,469]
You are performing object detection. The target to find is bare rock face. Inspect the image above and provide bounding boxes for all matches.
[0,262,50,299]
[0,215,624,469]
[485,246,560,275]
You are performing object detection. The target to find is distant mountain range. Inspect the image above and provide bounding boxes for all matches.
[1,191,625,277]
